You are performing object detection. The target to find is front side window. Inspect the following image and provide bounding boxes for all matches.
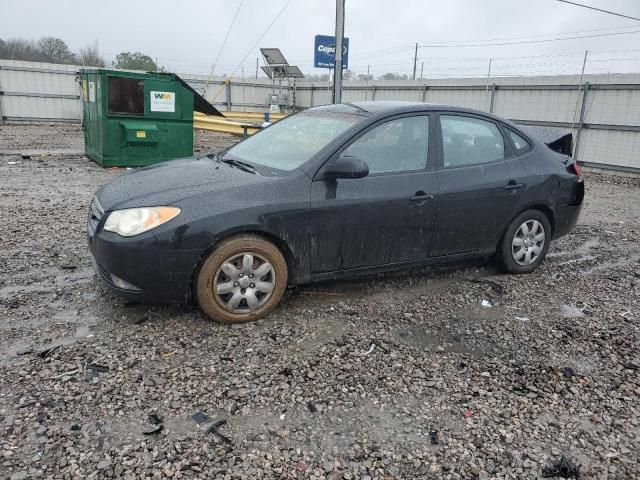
[108,77,144,115]
[440,115,505,168]
[343,116,429,174]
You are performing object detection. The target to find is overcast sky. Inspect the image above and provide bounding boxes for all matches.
[1,0,640,78]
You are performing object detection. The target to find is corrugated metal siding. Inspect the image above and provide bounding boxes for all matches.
[1,59,639,171]
[0,60,80,121]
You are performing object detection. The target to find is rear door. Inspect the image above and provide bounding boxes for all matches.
[433,113,526,256]
[309,114,438,273]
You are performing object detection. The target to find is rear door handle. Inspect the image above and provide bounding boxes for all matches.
[410,193,435,202]
[504,182,524,191]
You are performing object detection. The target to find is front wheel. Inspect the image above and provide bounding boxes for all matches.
[196,235,288,324]
[497,210,551,274]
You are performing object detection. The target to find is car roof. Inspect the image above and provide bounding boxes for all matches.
[312,101,514,125]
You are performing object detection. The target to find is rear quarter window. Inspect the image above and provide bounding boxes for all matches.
[506,128,531,154]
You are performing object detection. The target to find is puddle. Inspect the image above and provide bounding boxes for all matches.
[393,326,476,355]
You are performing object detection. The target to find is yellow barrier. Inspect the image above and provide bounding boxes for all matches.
[193,115,261,137]
[193,111,287,136]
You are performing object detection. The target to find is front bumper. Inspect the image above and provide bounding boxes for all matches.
[88,210,203,304]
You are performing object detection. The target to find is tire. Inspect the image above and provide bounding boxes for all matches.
[196,235,288,324]
[497,210,551,274]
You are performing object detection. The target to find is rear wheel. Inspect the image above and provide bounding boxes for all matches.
[196,235,288,324]
[497,210,551,274]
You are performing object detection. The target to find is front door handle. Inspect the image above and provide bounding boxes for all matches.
[504,182,524,191]
[410,192,435,202]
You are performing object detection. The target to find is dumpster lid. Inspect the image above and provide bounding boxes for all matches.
[156,73,223,117]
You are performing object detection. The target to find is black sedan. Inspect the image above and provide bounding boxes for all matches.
[88,102,584,323]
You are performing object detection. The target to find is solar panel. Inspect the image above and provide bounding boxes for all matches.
[260,48,288,65]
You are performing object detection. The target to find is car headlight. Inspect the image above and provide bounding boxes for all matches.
[103,207,181,237]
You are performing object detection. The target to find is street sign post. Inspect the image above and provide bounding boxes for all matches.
[314,34,349,69]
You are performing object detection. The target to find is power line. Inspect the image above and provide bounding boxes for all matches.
[556,0,640,22]
[419,28,640,48]
[202,0,245,96]
[208,0,294,101]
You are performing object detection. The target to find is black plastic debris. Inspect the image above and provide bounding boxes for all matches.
[563,367,575,378]
[6,299,19,309]
[87,363,109,373]
[142,425,163,436]
[21,154,31,160]
[307,402,318,413]
[457,361,467,370]
[60,264,77,270]
[37,346,59,360]
[205,419,231,444]
[429,430,439,445]
[192,411,211,424]
[622,362,639,370]
[280,367,294,377]
[70,424,80,431]
[219,356,233,362]
[148,414,163,425]
[542,456,580,478]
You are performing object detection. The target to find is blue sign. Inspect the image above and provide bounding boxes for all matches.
[314,34,349,69]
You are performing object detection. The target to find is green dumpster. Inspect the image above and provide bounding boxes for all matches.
[80,68,221,167]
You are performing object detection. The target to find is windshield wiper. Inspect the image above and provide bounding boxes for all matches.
[219,156,257,174]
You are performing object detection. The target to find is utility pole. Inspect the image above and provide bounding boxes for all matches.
[332,0,345,104]
[255,57,258,79]
[485,58,492,92]
[412,42,418,80]
[420,62,424,80]
[365,64,370,101]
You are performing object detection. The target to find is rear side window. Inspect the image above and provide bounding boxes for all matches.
[440,115,504,168]
[506,128,530,154]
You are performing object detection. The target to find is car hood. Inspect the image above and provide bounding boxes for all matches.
[96,156,269,211]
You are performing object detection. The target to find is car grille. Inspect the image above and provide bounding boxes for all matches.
[87,196,104,239]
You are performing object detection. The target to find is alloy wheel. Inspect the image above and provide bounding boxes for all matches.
[214,252,275,313]
[512,219,545,266]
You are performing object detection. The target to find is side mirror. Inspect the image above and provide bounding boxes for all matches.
[325,155,369,180]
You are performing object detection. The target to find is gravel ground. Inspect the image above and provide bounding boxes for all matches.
[0,124,639,480]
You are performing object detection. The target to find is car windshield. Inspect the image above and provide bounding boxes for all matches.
[223,110,363,171]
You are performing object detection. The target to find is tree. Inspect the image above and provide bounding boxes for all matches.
[78,40,105,67]
[38,36,77,64]
[343,69,355,81]
[357,73,374,81]
[113,51,157,71]
[0,38,45,62]
[379,72,408,80]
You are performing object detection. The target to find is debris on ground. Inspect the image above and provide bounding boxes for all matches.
[86,363,109,373]
[542,455,580,478]
[191,411,211,425]
[142,425,163,436]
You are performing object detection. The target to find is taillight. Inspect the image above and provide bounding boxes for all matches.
[570,161,582,177]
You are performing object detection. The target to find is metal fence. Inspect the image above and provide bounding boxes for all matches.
[1,59,639,173]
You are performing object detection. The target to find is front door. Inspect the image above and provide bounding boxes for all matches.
[433,113,526,256]
[309,114,438,273]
